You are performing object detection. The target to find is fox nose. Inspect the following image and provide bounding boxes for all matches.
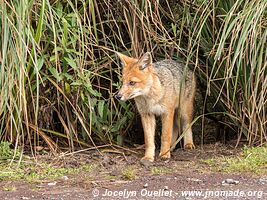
[115,93,122,100]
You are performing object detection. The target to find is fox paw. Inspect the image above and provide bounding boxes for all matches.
[159,151,171,160]
[184,143,195,150]
[141,156,154,162]
[140,156,154,167]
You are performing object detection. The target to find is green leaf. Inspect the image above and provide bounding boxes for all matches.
[85,84,102,97]
[89,88,102,97]
[62,73,73,80]
[65,82,71,94]
[70,80,82,86]
[48,67,62,82]
[97,100,105,119]
[34,0,45,44]
[116,135,124,146]
[56,2,63,18]
[110,123,120,133]
[34,57,44,74]
[64,57,77,70]
[111,116,128,133]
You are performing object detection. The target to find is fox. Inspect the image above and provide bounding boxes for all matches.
[116,52,196,163]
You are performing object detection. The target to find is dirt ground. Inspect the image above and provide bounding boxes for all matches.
[0,144,266,200]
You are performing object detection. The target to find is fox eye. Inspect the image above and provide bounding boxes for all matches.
[129,81,136,86]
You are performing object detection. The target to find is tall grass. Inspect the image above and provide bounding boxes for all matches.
[0,0,134,153]
[0,0,266,154]
[180,0,267,145]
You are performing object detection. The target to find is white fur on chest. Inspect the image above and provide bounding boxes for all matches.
[135,97,165,115]
[150,104,165,115]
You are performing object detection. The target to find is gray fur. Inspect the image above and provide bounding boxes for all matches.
[154,59,194,99]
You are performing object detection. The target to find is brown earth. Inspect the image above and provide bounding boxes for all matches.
[0,143,266,200]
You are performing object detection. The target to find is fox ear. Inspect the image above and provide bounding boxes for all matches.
[138,52,152,70]
[116,52,134,67]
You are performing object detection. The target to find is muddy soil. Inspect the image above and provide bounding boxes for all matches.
[0,144,266,200]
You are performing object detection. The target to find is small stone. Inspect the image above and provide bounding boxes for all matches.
[187,178,202,182]
[36,185,44,188]
[164,186,169,190]
[164,159,170,164]
[222,179,239,185]
[21,197,29,200]
[48,181,57,186]
[60,176,69,181]
[259,177,267,184]
[91,181,98,186]
[143,183,148,188]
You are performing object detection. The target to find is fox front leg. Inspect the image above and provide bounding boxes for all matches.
[140,113,156,162]
[159,109,175,159]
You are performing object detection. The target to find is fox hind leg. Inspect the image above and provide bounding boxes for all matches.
[181,100,195,149]
[170,109,179,151]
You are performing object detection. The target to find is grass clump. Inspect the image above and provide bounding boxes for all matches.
[0,142,20,160]
[151,166,174,175]
[121,166,137,180]
[2,185,16,191]
[205,145,267,174]
[0,160,97,182]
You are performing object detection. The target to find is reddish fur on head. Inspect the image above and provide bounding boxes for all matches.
[116,52,154,101]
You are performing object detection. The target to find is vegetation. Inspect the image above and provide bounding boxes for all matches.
[205,145,267,174]
[121,165,137,180]
[0,142,20,160]
[151,166,175,175]
[0,161,96,182]
[0,0,266,153]
[0,142,96,182]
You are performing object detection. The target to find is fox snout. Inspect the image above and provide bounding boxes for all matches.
[115,89,128,101]
[115,87,136,101]
[115,93,123,100]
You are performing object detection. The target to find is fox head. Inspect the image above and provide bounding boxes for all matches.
[116,52,154,101]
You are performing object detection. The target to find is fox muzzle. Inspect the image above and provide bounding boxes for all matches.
[115,93,123,100]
